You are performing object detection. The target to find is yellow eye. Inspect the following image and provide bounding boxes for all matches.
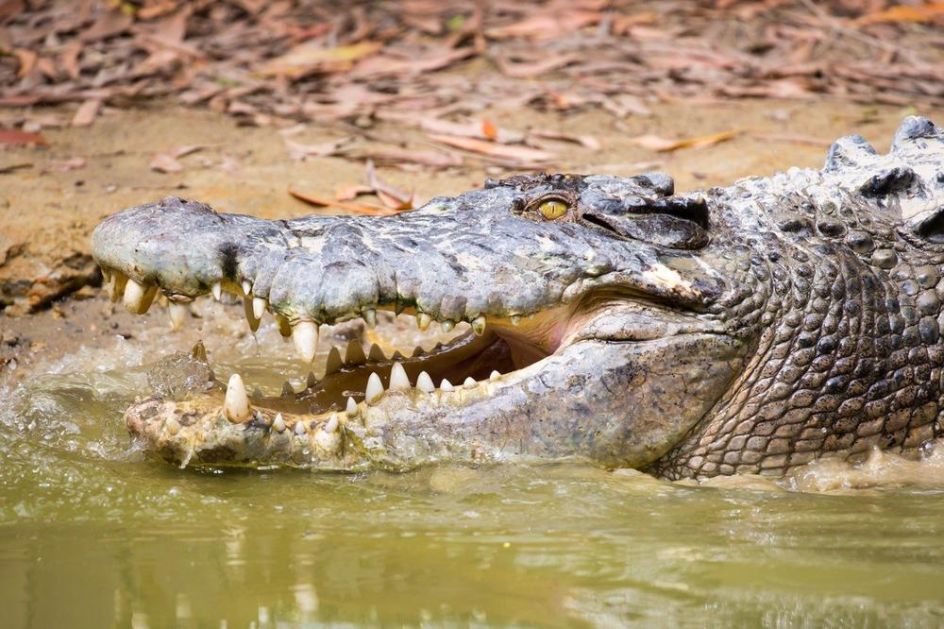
[538,200,569,220]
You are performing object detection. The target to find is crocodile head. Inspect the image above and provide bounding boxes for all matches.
[92,117,944,478]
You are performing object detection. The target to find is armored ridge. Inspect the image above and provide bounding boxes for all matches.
[90,116,944,478]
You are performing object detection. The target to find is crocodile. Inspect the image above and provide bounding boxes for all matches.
[90,116,944,479]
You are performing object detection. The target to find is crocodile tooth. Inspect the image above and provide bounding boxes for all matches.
[389,362,410,390]
[345,340,366,365]
[364,308,377,329]
[168,302,189,330]
[510,315,521,326]
[325,346,342,375]
[306,371,317,389]
[281,381,295,397]
[165,416,181,435]
[412,346,425,358]
[252,297,266,320]
[211,281,222,301]
[243,296,260,332]
[416,371,435,393]
[101,268,112,283]
[223,374,251,422]
[241,280,252,296]
[441,320,455,333]
[272,413,286,433]
[276,315,292,338]
[294,420,307,436]
[440,378,454,392]
[368,343,385,362]
[365,372,384,404]
[292,321,318,363]
[123,279,156,314]
[472,315,486,336]
[191,340,208,362]
[345,396,358,417]
[463,377,477,389]
[416,313,432,331]
[324,413,340,433]
[489,370,501,381]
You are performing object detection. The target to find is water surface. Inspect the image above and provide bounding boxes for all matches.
[2,316,944,627]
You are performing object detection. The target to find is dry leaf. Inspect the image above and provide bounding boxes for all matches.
[426,134,556,166]
[0,129,47,146]
[631,130,738,152]
[50,157,87,171]
[529,129,601,150]
[335,184,373,201]
[481,119,498,140]
[366,159,413,210]
[283,137,350,161]
[857,3,944,25]
[495,53,577,79]
[260,41,382,78]
[71,99,101,127]
[288,187,394,215]
[149,153,183,173]
[351,146,463,169]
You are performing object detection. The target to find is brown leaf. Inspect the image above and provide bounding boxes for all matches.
[50,157,86,172]
[426,134,556,166]
[351,46,474,78]
[71,99,102,127]
[528,129,601,150]
[857,3,944,25]
[288,187,394,216]
[486,10,601,40]
[59,42,82,80]
[350,146,463,169]
[631,130,739,152]
[149,153,183,173]
[481,119,498,140]
[335,184,373,201]
[283,137,350,161]
[0,129,47,146]
[366,159,413,210]
[260,41,382,79]
[495,53,577,79]
[12,48,37,79]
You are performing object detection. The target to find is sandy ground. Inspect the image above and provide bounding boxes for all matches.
[0,97,933,385]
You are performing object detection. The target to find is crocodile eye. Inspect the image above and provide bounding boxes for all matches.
[538,200,569,220]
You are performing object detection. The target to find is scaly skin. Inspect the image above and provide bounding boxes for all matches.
[92,116,944,478]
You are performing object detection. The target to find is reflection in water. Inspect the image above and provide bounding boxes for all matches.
[2,315,944,626]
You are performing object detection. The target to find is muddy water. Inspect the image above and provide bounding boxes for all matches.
[2,305,944,627]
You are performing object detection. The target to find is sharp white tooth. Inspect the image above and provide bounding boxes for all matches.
[243,296,260,332]
[294,420,307,436]
[165,416,181,435]
[368,343,385,362]
[510,315,521,326]
[325,346,342,375]
[440,378,454,392]
[472,315,486,336]
[412,346,425,358]
[241,280,252,296]
[292,321,318,363]
[281,381,295,397]
[211,281,222,301]
[416,371,435,393]
[168,302,189,330]
[416,312,431,331]
[101,268,112,283]
[123,279,156,314]
[276,315,292,338]
[490,370,501,381]
[307,371,317,389]
[389,362,410,390]
[252,296,266,320]
[365,372,384,404]
[441,320,455,333]
[272,413,286,432]
[345,340,366,365]
[364,308,377,328]
[345,396,358,417]
[463,377,477,389]
[324,413,340,433]
[223,374,251,422]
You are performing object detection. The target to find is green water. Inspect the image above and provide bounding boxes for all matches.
[3,331,944,627]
